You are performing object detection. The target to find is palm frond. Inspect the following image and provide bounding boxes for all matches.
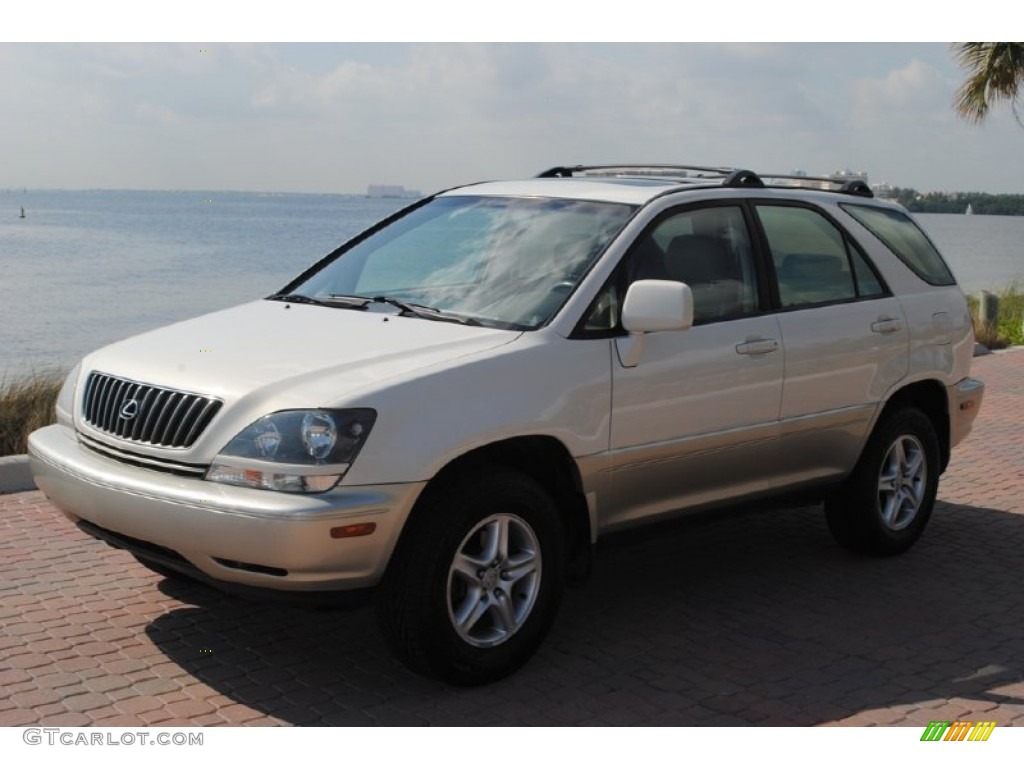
[952,42,1024,125]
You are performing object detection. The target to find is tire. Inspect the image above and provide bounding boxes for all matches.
[825,407,940,556]
[377,469,564,685]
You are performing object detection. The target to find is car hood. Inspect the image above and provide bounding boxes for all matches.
[79,300,521,406]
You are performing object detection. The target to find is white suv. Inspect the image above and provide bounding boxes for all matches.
[29,165,985,684]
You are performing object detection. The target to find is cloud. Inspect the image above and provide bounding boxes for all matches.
[854,58,953,119]
[2,42,1019,194]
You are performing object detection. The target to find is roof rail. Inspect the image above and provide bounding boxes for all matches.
[758,172,875,198]
[536,164,735,180]
[838,180,874,198]
[536,165,875,197]
[722,169,764,188]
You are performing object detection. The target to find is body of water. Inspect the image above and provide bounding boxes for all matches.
[2,191,1022,379]
[1,190,408,378]
[915,212,1024,294]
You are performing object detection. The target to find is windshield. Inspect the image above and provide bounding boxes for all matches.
[288,195,636,329]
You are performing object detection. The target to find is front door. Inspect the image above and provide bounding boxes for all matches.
[605,204,784,530]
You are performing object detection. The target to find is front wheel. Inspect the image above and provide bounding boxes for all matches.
[377,470,564,685]
[825,407,940,556]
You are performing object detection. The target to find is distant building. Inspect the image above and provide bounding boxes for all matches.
[775,168,869,191]
[367,184,423,199]
[821,169,869,191]
[872,182,897,199]
[830,169,868,183]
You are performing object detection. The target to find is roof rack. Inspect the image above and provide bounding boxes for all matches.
[535,165,874,198]
[537,164,738,181]
[758,172,874,198]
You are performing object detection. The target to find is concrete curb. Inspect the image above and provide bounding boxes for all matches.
[0,455,35,494]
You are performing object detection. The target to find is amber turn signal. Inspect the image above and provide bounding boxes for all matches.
[330,522,377,539]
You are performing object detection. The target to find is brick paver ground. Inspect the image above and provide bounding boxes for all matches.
[2,349,1022,727]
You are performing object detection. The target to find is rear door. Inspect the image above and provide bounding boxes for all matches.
[753,203,909,482]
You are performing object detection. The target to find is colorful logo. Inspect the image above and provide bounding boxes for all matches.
[920,721,996,741]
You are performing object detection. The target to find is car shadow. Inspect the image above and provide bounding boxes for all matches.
[145,498,1024,725]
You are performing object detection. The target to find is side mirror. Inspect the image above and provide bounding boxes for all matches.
[621,280,694,333]
[617,280,693,367]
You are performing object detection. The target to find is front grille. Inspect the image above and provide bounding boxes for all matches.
[79,433,209,477]
[82,371,222,448]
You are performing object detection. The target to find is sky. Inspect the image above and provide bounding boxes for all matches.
[5,11,1022,195]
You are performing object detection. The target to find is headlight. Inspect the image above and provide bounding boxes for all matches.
[206,408,376,493]
[55,363,82,428]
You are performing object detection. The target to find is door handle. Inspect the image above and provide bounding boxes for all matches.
[735,338,779,355]
[871,318,903,335]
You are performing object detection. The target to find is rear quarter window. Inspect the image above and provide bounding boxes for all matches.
[841,204,956,286]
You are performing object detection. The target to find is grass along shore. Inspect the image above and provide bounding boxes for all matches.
[0,286,1022,458]
[0,369,64,457]
[966,284,1024,349]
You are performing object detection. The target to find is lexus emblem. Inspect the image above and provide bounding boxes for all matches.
[119,399,140,421]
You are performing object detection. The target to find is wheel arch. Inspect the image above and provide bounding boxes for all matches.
[878,379,951,472]
[392,435,593,585]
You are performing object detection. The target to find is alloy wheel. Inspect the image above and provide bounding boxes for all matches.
[446,513,542,648]
[877,434,927,531]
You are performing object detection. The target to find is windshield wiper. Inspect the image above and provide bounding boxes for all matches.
[329,295,482,326]
[272,292,481,326]
[268,293,368,309]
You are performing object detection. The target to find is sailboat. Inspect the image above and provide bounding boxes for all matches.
[19,206,25,219]
[965,203,974,215]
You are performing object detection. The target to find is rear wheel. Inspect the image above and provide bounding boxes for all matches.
[377,470,564,685]
[825,407,940,556]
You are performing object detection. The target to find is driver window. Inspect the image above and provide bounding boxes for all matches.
[629,206,759,323]
[581,205,759,332]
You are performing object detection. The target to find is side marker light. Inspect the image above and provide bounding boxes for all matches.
[330,523,377,539]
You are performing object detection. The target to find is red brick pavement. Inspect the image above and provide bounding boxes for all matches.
[1,349,1023,726]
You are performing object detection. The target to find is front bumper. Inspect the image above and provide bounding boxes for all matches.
[28,424,425,591]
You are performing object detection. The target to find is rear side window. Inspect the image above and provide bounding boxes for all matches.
[841,204,956,286]
[755,205,886,308]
